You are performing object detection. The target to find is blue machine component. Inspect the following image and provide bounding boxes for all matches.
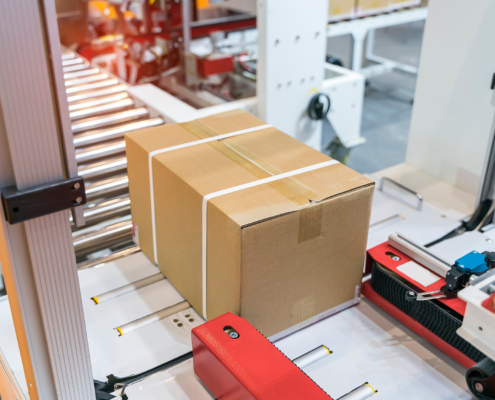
[455,251,489,275]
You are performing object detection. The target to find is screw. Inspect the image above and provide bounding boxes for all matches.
[75,197,83,203]
[73,183,81,190]
[392,256,400,261]
[229,331,239,339]
[475,383,484,393]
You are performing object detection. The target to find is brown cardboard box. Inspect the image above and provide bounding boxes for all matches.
[126,110,374,338]
[355,0,388,16]
[328,0,355,22]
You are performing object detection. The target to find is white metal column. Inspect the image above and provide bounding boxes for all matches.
[257,0,328,151]
[0,1,94,399]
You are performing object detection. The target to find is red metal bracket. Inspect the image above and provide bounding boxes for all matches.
[192,313,333,400]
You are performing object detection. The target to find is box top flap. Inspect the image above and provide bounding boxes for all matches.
[126,109,374,226]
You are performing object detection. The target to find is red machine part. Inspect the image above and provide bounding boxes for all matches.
[192,313,333,400]
[364,242,476,369]
[197,54,234,77]
[367,242,466,315]
[482,292,495,315]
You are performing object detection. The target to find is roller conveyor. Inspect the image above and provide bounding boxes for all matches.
[68,92,130,111]
[65,73,110,87]
[64,67,100,80]
[67,84,128,102]
[84,175,129,202]
[75,140,126,164]
[58,50,166,259]
[72,195,131,228]
[66,78,120,94]
[69,98,135,120]
[72,219,133,257]
[71,108,149,133]
[63,63,91,73]
[78,156,127,181]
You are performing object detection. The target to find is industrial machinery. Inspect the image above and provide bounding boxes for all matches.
[2,0,495,399]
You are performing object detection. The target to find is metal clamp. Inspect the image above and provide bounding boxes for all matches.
[378,177,423,211]
[1,177,86,224]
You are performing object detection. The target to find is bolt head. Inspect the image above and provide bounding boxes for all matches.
[75,197,83,203]
[475,382,484,393]
[392,256,400,261]
[74,183,81,189]
[229,332,239,339]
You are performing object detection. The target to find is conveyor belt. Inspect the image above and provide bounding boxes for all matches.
[61,49,165,259]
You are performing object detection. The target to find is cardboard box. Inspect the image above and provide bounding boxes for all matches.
[126,110,374,338]
[355,0,388,16]
[328,0,355,22]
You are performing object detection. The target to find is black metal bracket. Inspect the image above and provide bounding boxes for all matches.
[1,177,86,224]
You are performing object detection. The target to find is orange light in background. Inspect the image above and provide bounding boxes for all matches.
[196,0,212,9]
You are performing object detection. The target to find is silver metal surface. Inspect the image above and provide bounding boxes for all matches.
[292,345,332,369]
[82,195,131,224]
[63,63,91,73]
[68,92,129,111]
[77,244,140,270]
[73,117,163,147]
[116,301,190,336]
[62,57,84,66]
[85,174,129,201]
[66,78,120,94]
[388,233,451,277]
[92,273,164,304]
[78,156,127,180]
[415,289,448,301]
[73,219,133,254]
[378,177,423,211]
[71,108,149,133]
[70,98,134,120]
[338,383,376,400]
[61,52,76,61]
[65,73,109,87]
[75,140,126,164]
[64,68,100,80]
[67,84,128,102]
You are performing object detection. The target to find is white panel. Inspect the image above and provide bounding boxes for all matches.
[407,0,495,196]
[257,0,328,150]
[121,300,471,399]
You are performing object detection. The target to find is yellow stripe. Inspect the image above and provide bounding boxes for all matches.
[322,345,332,355]
[366,383,376,394]
[92,297,99,305]
[117,327,123,336]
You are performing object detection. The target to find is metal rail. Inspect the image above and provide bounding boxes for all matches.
[67,84,128,102]
[73,219,133,255]
[75,140,126,164]
[73,117,163,147]
[70,98,135,120]
[378,177,423,211]
[78,156,127,181]
[71,108,149,133]
[84,174,129,201]
[77,244,140,270]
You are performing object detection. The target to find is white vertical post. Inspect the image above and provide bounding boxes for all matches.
[257,0,329,151]
[0,1,95,399]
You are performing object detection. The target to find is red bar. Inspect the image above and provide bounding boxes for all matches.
[192,313,333,400]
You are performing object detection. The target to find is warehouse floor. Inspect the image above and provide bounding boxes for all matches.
[323,20,425,174]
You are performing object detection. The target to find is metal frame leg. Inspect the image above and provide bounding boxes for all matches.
[0,1,95,399]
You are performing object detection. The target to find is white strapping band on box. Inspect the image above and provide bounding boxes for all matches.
[148,124,340,319]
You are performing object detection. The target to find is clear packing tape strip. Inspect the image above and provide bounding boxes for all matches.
[148,123,340,319]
